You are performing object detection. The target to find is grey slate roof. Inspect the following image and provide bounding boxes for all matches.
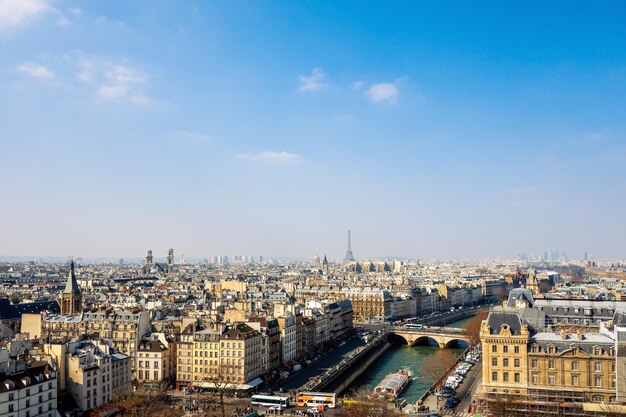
[486,308,523,335]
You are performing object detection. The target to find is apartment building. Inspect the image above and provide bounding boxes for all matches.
[277,314,297,363]
[0,350,58,417]
[175,323,262,389]
[65,341,114,411]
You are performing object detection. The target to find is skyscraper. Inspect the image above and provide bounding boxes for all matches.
[343,229,355,262]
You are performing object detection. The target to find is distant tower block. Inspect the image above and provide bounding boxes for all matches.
[343,229,355,262]
[167,248,174,273]
[146,250,153,265]
[313,253,321,265]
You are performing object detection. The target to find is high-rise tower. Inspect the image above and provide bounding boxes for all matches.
[61,260,82,315]
[343,229,355,262]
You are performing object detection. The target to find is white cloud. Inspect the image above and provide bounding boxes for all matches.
[0,0,51,29]
[16,62,55,79]
[77,57,152,106]
[365,83,399,103]
[68,8,81,16]
[352,81,363,90]
[238,151,303,165]
[297,67,325,92]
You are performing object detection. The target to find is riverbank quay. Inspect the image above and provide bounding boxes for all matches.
[301,332,391,394]
[413,348,481,415]
[272,337,366,392]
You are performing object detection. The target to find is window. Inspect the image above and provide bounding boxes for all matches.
[514,346,520,353]
[572,375,579,386]
[514,359,520,367]
[492,358,498,367]
[549,360,555,369]
[503,346,509,353]
[492,372,498,382]
[595,362,602,372]
[532,374,539,384]
[503,372,509,382]
[549,374,556,385]
[492,345,497,353]
[532,359,538,368]
[572,361,578,370]
[596,376,602,387]
[503,358,509,367]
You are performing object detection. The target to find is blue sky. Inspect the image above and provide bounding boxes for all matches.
[1,1,625,260]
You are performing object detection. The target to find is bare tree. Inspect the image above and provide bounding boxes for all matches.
[422,349,458,408]
[112,394,183,417]
[203,365,237,417]
[337,388,400,417]
[462,310,488,347]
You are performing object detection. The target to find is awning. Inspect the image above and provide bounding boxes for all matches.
[192,376,264,391]
[245,377,264,388]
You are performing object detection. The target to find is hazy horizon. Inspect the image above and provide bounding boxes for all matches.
[1,1,625,260]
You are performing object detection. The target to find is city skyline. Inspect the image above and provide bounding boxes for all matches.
[1,1,626,259]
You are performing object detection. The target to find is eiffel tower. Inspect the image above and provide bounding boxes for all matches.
[343,229,355,262]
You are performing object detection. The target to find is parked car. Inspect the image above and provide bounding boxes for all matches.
[444,397,459,409]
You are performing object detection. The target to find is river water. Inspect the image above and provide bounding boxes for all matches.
[347,317,471,403]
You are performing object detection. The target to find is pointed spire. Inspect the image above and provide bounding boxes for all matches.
[63,260,81,295]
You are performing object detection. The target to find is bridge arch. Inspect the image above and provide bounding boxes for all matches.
[387,333,411,345]
[443,338,470,349]
[412,336,441,347]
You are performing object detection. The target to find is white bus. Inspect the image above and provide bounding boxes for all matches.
[296,392,337,409]
[251,395,290,408]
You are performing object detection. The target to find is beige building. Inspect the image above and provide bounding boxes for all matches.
[23,309,151,370]
[480,307,621,415]
[136,334,176,386]
[175,323,262,390]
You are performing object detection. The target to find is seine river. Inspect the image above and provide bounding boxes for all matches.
[347,317,471,403]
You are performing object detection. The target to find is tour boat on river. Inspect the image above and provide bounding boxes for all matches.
[374,369,412,399]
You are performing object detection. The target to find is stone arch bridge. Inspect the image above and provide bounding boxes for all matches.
[389,326,470,349]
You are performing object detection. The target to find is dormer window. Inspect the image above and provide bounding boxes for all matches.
[4,380,15,390]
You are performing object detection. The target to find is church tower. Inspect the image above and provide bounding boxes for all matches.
[527,267,539,295]
[167,248,174,273]
[61,260,82,315]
